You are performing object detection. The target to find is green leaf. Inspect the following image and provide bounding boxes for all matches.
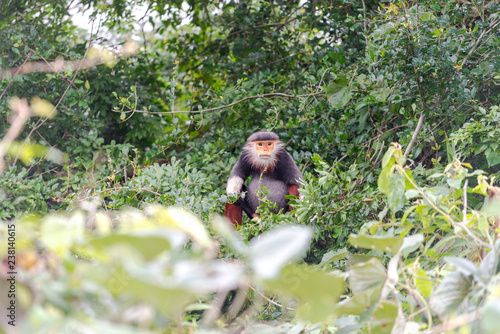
[444,257,480,282]
[483,300,500,334]
[89,233,172,261]
[249,225,312,279]
[40,212,85,257]
[371,301,399,334]
[446,177,462,189]
[381,146,396,168]
[430,271,473,317]
[326,79,352,108]
[415,268,432,298]
[388,171,405,212]
[370,87,391,102]
[400,234,424,255]
[265,264,344,323]
[486,151,500,167]
[148,206,212,249]
[404,169,416,189]
[349,234,403,254]
[318,248,349,268]
[371,22,396,40]
[335,287,381,315]
[348,258,386,294]
[420,12,435,21]
[405,189,419,199]
[378,167,392,196]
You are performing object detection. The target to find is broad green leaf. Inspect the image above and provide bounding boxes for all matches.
[415,268,432,298]
[371,301,398,334]
[381,146,396,168]
[40,212,84,257]
[249,225,312,279]
[371,22,396,40]
[446,140,455,164]
[89,233,172,261]
[444,257,480,282]
[480,241,500,276]
[318,248,349,268]
[348,258,386,294]
[420,12,435,21]
[405,189,419,199]
[347,254,379,267]
[487,151,500,167]
[388,171,405,212]
[349,234,403,254]
[430,271,473,317]
[370,87,391,102]
[265,264,344,323]
[211,216,247,254]
[378,167,392,196]
[400,234,424,255]
[105,267,196,316]
[335,287,382,315]
[404,169,416,189]
[326,79,352,108]
[148,205,211,249]
[446,177,463,189]
[483,300,500,334]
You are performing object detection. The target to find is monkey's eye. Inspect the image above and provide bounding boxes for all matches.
[258,143,263,146]
[267,142,272,146]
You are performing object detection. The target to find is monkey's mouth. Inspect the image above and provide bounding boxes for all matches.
[259,154,271,159]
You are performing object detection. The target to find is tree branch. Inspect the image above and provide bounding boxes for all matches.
[0,44,137,80]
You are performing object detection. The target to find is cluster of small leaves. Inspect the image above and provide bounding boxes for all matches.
[338,143,500,333]
[293,154,383,262]
[105,158,225,221]
[450,105,500,175]
[0,166,66,219]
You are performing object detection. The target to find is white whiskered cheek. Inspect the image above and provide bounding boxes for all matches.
[226,176,244,194]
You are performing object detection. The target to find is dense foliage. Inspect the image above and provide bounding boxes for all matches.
[1,0,500,332]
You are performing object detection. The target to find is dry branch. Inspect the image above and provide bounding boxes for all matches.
[0,44,137,80]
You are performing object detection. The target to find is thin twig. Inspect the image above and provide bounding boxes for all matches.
[0,99,30,173]
[463,179,468,224]
[0,51,34,101]
[404,112,424,158]
[397,165,492,249]
[430,311,482,334]
[114,91,325,115]
[361,0,367,31]
[15,19,99,165]
[248,285,295,311]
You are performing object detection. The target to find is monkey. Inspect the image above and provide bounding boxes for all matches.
[225,131,303,227]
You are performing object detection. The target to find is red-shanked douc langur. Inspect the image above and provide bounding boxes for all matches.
[225,131,303,227]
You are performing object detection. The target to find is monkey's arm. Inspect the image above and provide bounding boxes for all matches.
[226,154,251,194]
[277,150,304,211]
[226,153,252,227]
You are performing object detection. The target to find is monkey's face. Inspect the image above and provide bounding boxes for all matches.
[254,140,275,159]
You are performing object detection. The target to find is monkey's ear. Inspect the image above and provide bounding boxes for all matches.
[225,203,242,228]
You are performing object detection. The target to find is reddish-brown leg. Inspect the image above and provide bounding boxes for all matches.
[225,202,242,228]
[288,184,300,212]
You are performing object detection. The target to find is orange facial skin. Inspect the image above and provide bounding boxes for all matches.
[253,140,275,159]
